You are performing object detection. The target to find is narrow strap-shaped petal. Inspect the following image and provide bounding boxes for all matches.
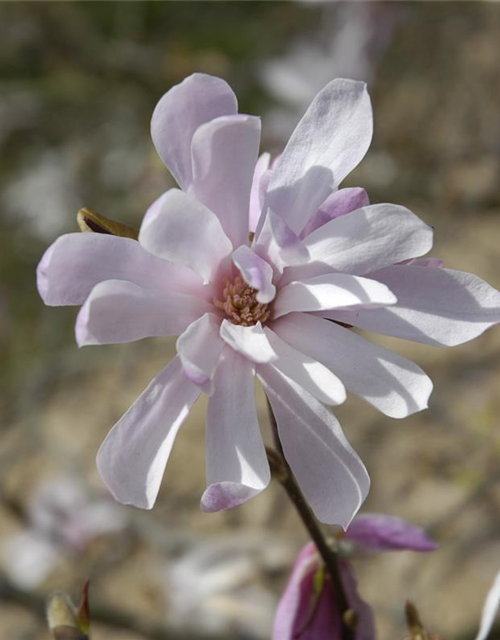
[201,349,270,512]
[176,313,224,394]
[263,327,346,405]
[97,356,201,509]
[344,514,438,552]
[303,203,433,275]
[232,245,276,304]
[273,273,397,319]
[151,73,237,190]
[75,280,211,346]
[263,78,373,235]
[249,152,271,233]
[301,186,370,238]
[190,114,261,247]
[273,313,433,419]
[139,188,233,284]
[254,209,310,275]
[220,319,278,363]
[258,365,370,527]
[475,569,500,640]
[37,232,204,306]
[327,265,500,347]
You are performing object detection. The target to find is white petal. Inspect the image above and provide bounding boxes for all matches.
[37,232,204,306]
[273,313,433,419]
[151,73,237,189]
[264,327,346,405]
[220,319,278,364]
[475,569,500,640]
[258,365,370,527]
[139,188,233,284]
[76,280,210,346]
[301,186,370,238]
[249,152,271,233]
[303,204,433,275]
[176,313,224,394]
[264,79,373,235]
[97,357,201,509]
[254,209,310,275]
[201,349,270,512]
[232,245,276,304]
[191,114,261,247]
[273,273,397,319]
[328,266,500,347]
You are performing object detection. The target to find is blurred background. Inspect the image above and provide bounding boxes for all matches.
[1,2,500,639]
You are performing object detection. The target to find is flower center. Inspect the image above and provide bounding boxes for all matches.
[213,276,270,326]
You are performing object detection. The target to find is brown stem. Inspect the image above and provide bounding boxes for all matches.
[266,400,356,640]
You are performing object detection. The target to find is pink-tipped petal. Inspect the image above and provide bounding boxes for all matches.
[37,233,203,307]
[345,514,438,552]
[97,357,200,509]
[151,73,237,190]
[264,79,373,236]
[274,313,433,419]
[176,313,224,394]
[263,327,346,405]
[301,186,370,238]
[201,349,270,512]
[220,319,278,364]
[273,273,397,319]
[139,188,232,284]
[258,365,370,527]
[249,152,271,233]
[191,114,261,248]
[328,265,500,347]
[232,245,276,304]
[76,280,211,347]
[303,203,433,275]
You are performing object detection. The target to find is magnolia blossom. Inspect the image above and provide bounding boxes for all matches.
[37,73,500,527]
[273,513,437,640]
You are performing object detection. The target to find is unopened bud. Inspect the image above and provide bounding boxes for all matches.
[406,600,431,640]
[46,582,90,640]
[77,208,138,240]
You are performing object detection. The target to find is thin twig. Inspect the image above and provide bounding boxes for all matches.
[266,400,356,640]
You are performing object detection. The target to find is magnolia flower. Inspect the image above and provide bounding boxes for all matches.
[37,73,500,527]
[273,514,437,640]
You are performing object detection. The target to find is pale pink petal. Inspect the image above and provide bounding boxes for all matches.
[176,313,224,394]
[264,79,373,235]
[301,187,370,238]
[345,514,438,552]
[272,543,320,640]
[97,356,201,509]
[303,204,433,275]
[220,319,277,363]
[191,114,261,247]
[258,365,370,527]
[273,273,397,319]
[142,190,169,228]
[232,245,276,304]
[327,266,500,347]
[139,188,233,284]
[254,209,310,274]
[37,233,204,306]
[475,569,500,640]
[249,152,271,233]
[201,349,270,511]
[263,327,346,405]
[76,280,210,346]
[273,313,433,419]
[151,73,237,190]
[398,257,444,268]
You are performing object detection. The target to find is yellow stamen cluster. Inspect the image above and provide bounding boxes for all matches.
[214,276,270,326]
